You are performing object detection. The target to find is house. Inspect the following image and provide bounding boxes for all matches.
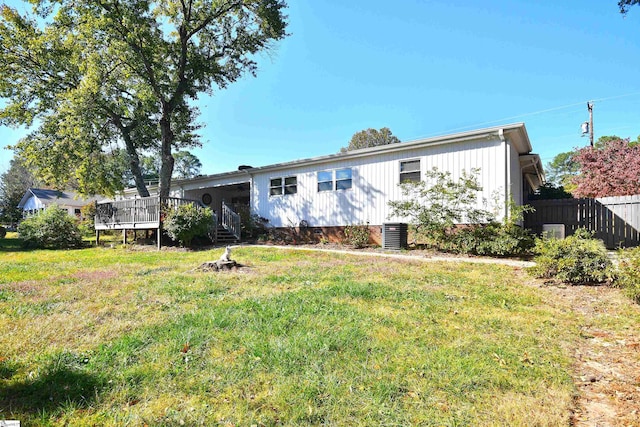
[142,122,543,244]
[18,188,98,218]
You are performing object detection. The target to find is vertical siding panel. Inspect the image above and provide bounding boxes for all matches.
[251,137,515,227]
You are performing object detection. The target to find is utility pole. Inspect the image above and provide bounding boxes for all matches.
[587,101,594,147]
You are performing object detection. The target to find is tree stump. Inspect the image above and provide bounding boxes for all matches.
[195,260,240,272]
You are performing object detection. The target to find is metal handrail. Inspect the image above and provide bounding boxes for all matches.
[221,201,241,240]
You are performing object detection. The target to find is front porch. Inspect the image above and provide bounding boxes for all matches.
[94,196,241,248]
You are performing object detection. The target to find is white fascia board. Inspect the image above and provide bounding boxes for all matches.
[187,123,532,181]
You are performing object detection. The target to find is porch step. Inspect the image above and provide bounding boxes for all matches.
[216,225,239,243]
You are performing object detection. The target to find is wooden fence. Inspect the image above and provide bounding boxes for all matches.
[524,195,640,249]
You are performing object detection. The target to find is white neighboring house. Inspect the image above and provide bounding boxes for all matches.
[153,123,543,242]
[18,188,98,218]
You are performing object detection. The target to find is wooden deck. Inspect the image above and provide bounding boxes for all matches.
[94,196,239,248]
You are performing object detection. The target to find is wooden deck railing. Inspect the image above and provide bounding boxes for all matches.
[95,196,204,230]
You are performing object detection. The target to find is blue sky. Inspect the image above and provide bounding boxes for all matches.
[2,0,640,176]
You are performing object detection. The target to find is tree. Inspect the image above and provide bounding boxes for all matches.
[173,151,202,179]
[341,127,400,152]
[571,137,640,197]
[1,1,288,198]
[545,151,579,191]
[619,1,640,14]
[544,135,639,194]
[0,156,37,226]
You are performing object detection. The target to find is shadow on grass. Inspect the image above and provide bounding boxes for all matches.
[0,237,27,253]
[0,365,105,416]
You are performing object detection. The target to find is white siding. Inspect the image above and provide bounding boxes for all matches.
[252,137,509,227]
[510,144,524,207]
[21,196,45,211]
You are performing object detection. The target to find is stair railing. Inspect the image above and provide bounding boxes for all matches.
[221,201,241,241]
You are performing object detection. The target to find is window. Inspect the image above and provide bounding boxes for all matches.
[400,159,421,183]
[284,176,298,195]
[318,168,353,191]
[317,170,333,192]
[270,176,297,196]
[335,168,352,190]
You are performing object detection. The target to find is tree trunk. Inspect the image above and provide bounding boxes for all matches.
[112,115,150,198]
[124,136,150,198]
[158,113,175,198]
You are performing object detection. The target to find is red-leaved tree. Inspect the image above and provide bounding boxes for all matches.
[572,138,640,197]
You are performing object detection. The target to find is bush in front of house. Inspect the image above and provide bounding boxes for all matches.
[449,222,535,257]
[344,223,370,248]
[163,203,215,247]
[18,205,84,249]
[615,246,640,303]
[528,228,613,285]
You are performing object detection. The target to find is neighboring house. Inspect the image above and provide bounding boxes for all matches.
[117,123,543,244]
[18,188,98,218]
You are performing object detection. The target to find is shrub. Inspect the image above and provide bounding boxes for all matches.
[528,229,613,285]
[450,222,535,257]
[0,225,6,238]
[388,168,491,241]
[78,203,97,236]
[344,223,370,248]
[616,247,640,303]
[17,205,84,249]
[163,203,215,247]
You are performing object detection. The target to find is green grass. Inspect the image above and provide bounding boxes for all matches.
[0,240,584,425]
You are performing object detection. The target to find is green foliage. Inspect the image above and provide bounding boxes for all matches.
[0,225,6,238]
[437,198,535,256]
[528,229,613,284]
[387,168,536,256]
[1,1,288,197]
[17,205,84,249]
[529,182,573,200]
[615,246,640,303]
[388,167,491,241]
[388,167,504,253]
[447,223,535,257]
[341,127,400,152]
[172,151,202,179]
[343,223,371,248]
[0,156,36,225]
[78,203,97,237]
[163,203,214,247]
[545,151,579,191]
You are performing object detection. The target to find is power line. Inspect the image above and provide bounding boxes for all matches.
[410,91,640,140]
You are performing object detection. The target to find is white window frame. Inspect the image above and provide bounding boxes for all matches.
[317,168,353,192]
[269,176,297,196]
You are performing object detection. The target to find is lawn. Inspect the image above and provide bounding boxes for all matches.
[0,241,580,426]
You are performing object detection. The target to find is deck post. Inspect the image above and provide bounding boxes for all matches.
[157,227,161,250]
[123,228,127,245]
[96,229,100,246]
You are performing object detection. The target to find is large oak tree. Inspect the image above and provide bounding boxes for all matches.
[1,0,288,197]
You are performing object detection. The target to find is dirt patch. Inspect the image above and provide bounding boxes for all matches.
[539,283,640,427]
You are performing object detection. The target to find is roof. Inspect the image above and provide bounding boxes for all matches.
[173,122,540,187]
[17,188,99,209]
